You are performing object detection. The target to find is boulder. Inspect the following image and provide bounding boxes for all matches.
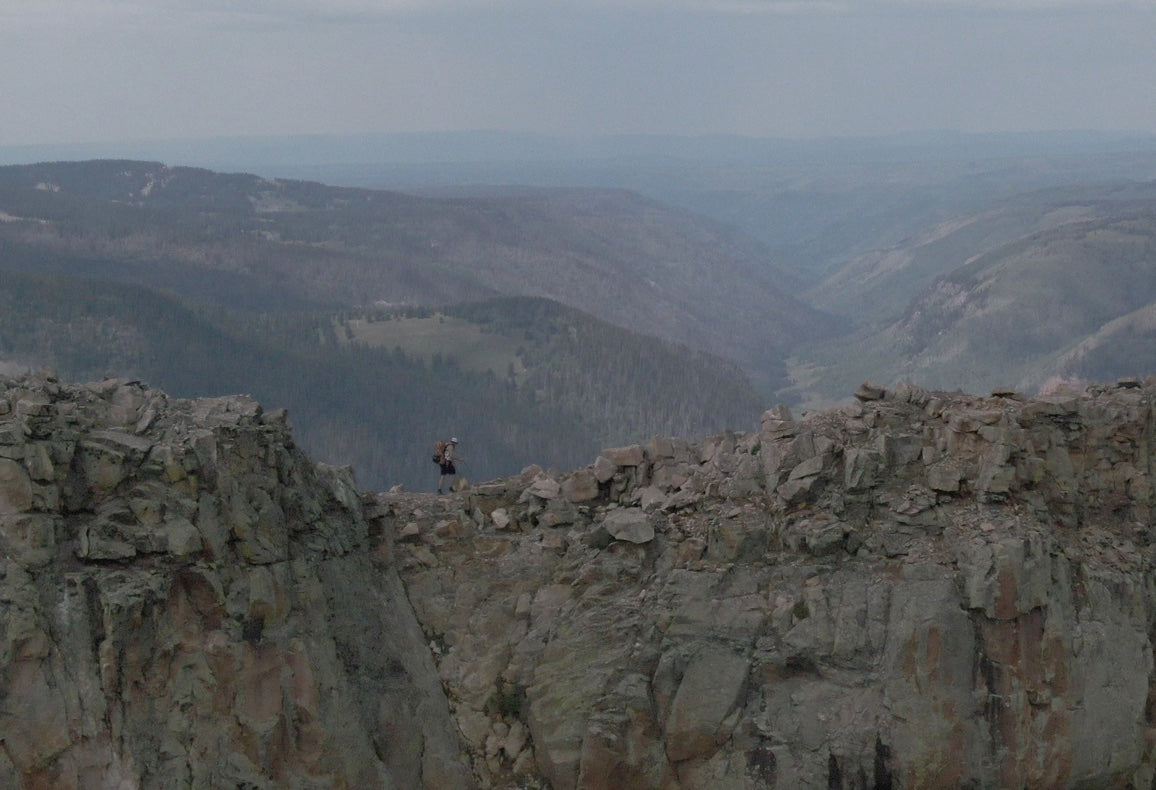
[592,455,617,483]
[562,469,600,502]
[525,475,562,501]
[491,507,512,530]
[854,381,887,401]
[601,508,654,544]
[601,444,645,467]
[663,648,749,762]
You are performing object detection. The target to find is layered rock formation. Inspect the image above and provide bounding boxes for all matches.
[4,370,1156,789]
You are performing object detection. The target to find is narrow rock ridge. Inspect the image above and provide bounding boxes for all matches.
[4,370,1156,789]
[374,377,1156,789]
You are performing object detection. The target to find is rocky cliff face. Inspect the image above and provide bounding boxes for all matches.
[3,371,1156,789]
[0,371,468,789]
[376,377,1156,789]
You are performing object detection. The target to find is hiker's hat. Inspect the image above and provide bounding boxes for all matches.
[450,437,459,443]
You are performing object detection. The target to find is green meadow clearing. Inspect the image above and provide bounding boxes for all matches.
[340,314,527,381]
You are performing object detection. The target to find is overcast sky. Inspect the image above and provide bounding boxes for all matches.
[3,0,1155,148]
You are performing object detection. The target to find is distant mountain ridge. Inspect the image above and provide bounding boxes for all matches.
[806,179,1156,324]
[0,159,833,392]
[788,186,1156,403]
[7,129,1156,170]
[6,156,1156,461]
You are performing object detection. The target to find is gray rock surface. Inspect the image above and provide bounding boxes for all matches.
[0,372,469,789]
[379,376,1156,789]
[7,370,1156,789]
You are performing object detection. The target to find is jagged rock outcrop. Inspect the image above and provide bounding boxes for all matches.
[6,370,1156,789]
[375,378,1156,789]
[0,371,469,789]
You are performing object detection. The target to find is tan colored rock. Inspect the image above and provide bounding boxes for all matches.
[788,454,825,481]
[561,468,600,502]
[663,647,749,762]
[163,516,203,557]
[23,444,54,482]
[504,719,528,761]
[525,475,561,500]
[0,659,73,775]
[650,461,690,491]
[635,486,667,511]
[592,455,617,483]
[0,458,33,514]
[760,403,796,439]
[602,508,654,544]
[601,444,645,467]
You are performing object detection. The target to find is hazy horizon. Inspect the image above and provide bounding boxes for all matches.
[4,0,1156,153]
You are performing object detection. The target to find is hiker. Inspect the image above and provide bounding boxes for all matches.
[436,437,463,493]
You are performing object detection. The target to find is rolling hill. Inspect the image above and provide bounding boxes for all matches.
[0,159,835,393]
[1051,302,1156,384]
[805,179,1156,327]
[787,204,1156,403]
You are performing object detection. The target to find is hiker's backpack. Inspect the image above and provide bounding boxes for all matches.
[432,439,447,464]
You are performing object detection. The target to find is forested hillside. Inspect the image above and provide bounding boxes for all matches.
[0,268,765,490]
[342,297,764,445]
[0,159,814,488]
